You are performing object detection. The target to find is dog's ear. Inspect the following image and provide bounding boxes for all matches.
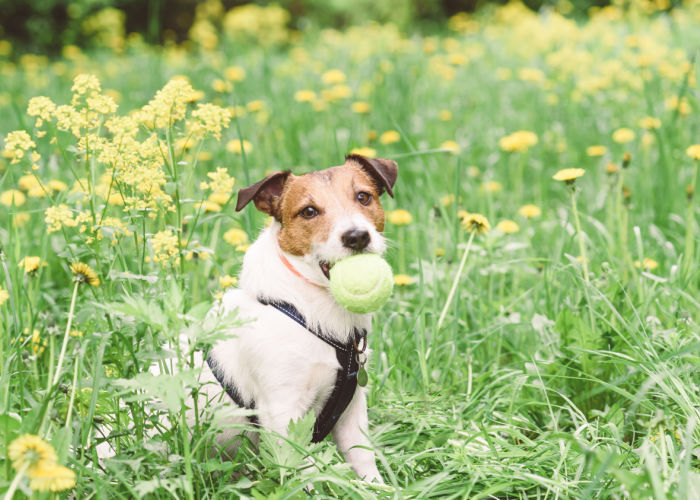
[236,171,292,219]
[346,154,398,197]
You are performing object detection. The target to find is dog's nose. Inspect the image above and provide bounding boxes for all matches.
[341,229,370,251]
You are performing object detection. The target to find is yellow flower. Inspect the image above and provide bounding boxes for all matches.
[638,116,661,130]
[499,131,538,152]
[440,194,455,207]
[635,258,659,271]
[351,101,371,114]
[393,274,414,286]
[467,166,480,177]
[553,168,585,182]
[349,147,376,157]
[152,230,180,265]
[612,128,635,143]
[200,167,235,198]
[211,79,232,93]
[462,213,491,234]
[519,204,542,218]
[194,200,222,213]
[294,90,316,102]
[435,248,446,257]
[219,275,238,289]
[440,140,460,154]
[7,435,57,475]
[246,100,265,112]
[379,130,401,145]
[48,180,68,191]
[0,286,9,306]
[28,463,76,492]
[482,181,502,193]
[438,110,452,121]
[0,189,26,207]
[70,262,101,287]
[19,256,42,274]
[223,228,249,246]
[322,69,346,85]
[69,330,84,337]
[586,145,607,157]
[225,66,246,82]
[3,130,36,164]
[387,209,413,226]
[189,103,232,140]
[686,145,700,160]
[236,243,251,253]
[226,139,253,154]
[496,220,520,234]
[606,162,619,175]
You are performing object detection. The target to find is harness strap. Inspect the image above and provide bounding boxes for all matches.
[206,356,259,426]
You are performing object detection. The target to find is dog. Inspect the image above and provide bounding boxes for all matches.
[198,154,398,483]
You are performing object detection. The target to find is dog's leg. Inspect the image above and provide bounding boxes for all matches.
[332,389,383,483]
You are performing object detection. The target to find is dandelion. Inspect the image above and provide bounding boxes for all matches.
[1,189,26,207]
[438,213,490,330]
[223,228,249,246]
[439,110,452,121]
[553,168,585,184]
[19,256,42,274]
[440,194,455,207]
[69,330,84,337]
[294,90,316,102]
[211,79,232,93]
[236,243,251,253]
[393,274,414,286]
[499,131,538,152]
[388,209,413,226]
[482,180,502,193]
[226,139,253,154]
[225,66,246,82]
[8,435,57,474]
[519,204,541,218]
[686,145,700,160]
[0,286,9,306]
[440,140,460,154]
[349,147,377,157]
[496,220,520,234]
[638,116,661,130]
[220,275,238,289]
[379,130,401,145]
[635,258,659,271]
[28,464,76,492]
[321,69,346,85]
[462,213,491,234]
[351,101,371,114]
[612,128,635,143]
[48,180,68,191]
[586,145,607,157]
[195,200,222,212]
[70,262,101,287]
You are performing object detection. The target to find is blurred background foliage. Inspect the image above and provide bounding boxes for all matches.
[0,0,684,55]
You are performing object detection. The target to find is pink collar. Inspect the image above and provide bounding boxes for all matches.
[278,252,324,289]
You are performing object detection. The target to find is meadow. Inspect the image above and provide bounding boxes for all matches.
[1,1,700,498]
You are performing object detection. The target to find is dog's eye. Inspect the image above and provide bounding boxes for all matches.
[300,206,319,219]
[356,192,372,206]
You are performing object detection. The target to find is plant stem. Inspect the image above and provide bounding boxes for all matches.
[436,231,476,331]
[39,280,79,435]
[682,161,698,282]
[3,462,29,500]
[570,189,590,283]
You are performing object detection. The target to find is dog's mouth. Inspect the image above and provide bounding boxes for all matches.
[319,261,333,280]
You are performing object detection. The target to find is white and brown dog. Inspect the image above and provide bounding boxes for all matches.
[200,154,398,483]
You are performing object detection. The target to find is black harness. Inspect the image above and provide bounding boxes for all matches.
[206,298,368,443]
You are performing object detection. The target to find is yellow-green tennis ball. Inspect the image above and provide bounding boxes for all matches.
[330,253,393,313]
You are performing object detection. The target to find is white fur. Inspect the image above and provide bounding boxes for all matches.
[201,220,384,482]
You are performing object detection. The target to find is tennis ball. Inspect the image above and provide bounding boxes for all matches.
[329,253,394,313]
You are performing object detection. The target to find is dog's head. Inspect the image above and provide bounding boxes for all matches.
[236,154,398,280]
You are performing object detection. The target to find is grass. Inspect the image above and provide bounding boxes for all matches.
[1,2,700,498]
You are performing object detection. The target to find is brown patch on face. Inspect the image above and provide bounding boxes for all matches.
[277,162,386,256]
